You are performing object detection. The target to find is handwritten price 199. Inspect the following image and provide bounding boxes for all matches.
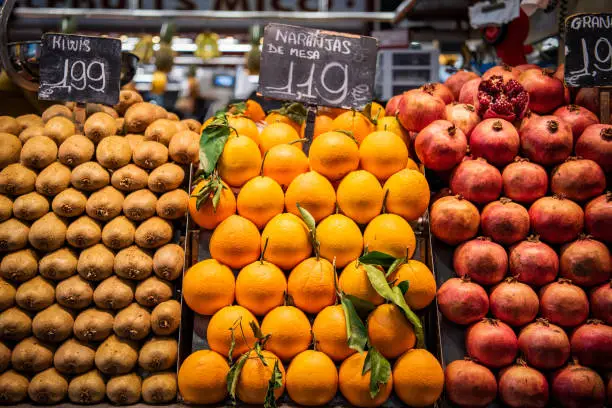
[567,37,612,86]
[43,58,106,94]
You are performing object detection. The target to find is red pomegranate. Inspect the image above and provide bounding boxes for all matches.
[509,235,559,286]
[575,124,612,173]
[420,82,454,104]
[498,361,549,408]
[469,118,519,167]
[553,105,599,142]
[453,237,508,286]
[563,84,571,104]
[520,116,573,166]
[444,358,497,408]
[551,158,606,202]
[554,63,564,81]
[528,196,584,244]
[585,192,612,243]
[385,94,402,116]
[551,362,606,408]
[490,277,539,327]
[518,319,571,370]
[519,68,566,113]
[539,279,589,327]
[482,64,520,82]
[445,70,480,100]
[458,78,481,105]
[590,282,612,325]
[481,198,530,246]
[501,158,548,204]
[397,88,446,132]
[415,120,467,171]
[575,87,600,115]
[444,103,480,139]
[570,320,612,369]
[516,63,541,72]
[436,277,489,325]
[449,158,502,205]
[518,109,540,132]
[465,318,518,368]
[430,195,480,245]
[476,75,529,122]
[560,236,611,287]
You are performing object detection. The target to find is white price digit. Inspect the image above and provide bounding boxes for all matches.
[594,38,612,71]
[295,63,316,100]
[265,61,296,96]
[87,61,106,92]
[317,62,348,105]
[70,60,87,91]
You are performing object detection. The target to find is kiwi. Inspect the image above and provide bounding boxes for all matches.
[56,275,93,310]
[156,189,189,220]
[135,216,173,249]
[181,118,201,132]
[35,162,71,196]
[111,164,148,193]
[51,188,87,218]
[114,245,153,281]
[66,215,102,249]
[13,191,49,220]
[68,369,105,404]
[58,135,94,167]
[0,116,21,135]
[44,116,76,145]
[148,163,185,193]
[28,367,68,404]
[28,212,67,251]
[169,130,199,164]
[0,195,12,222]
[83,112,117,144]
[15,276,55,312]
[0,342,10,372]
[95,334,138,375]
[144,119,179,146]
[142,371,177,404]
[85,186,124,221]
[77,243,115,282]
[73,308,114,342]
[0,249,38,282]
[96,136,132,170]
[0,370,29,404]
[42,104,73,123]
[93,277,134,310]
[101,216,135,249]
[0,133,21,169]
[0,163,37,195]
[39,248,77,281]
[125,133,144,151]
[71,161,110,191]
[167,112,180,121]
[138,337,178,372]
[19,125,45,143]
[11,336,55,372]
[113,303,151,340]
[20,135,58,169]
[16,113,43,129]
[32,304,74,343]
[0,278,15,311]
[102,105,119,119]
[124,102,159,133]
[113,90,143,116]
[151,300,181,336]
[0,218,29,252]
[54,338,96,375]
[123,189,157,221]
[133,141,168,170]
[135,276,173,307]
[0,307,32,341]
[107,373,141,405]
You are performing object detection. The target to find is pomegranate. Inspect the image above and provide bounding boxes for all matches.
[520,116,573,166]
[476,75,530,121]
[490,277,539,327]
[397,88,446,132]
[501,158,548,204]
[516,64,540,72]
[469,119,519,167]
[551,362,606,408]
[453,237,508,285]
[481,198,530,246]
[445,70,480,100]
[575,124,612,173]
[518,109,540,132]
[509,235,559,286]
[444,358,497,408]
[385,94,402,116]
[430,195,480,245]
[553,105,599,142]
[449,158,502,204]
[551,158,606,202]
[444,103,480,139]
[539,279,589,327]
[529,196,584,244]
[585,192,612,243]
[590,281,612,324]
[414,120,467,171]
[519,68,566,113]
[465,318,518,368]
[458,78,481,105]
[563,84,571,104]
[570,320,612,369]
[560,236,611,287]
[518,319,571,369]
[575,87,600,115]
[436,277,489,325]
[482,64,520,82]
[554,63,564,81]
[498,360,549,408]
[420,82,454,104]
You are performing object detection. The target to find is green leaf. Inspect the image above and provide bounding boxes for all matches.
[253,342,268,367]
[359,251,398,269]
[397,280,410,295]
[386,257,406,277]
[211,181,223,211]
[199,114,231,176]
[362,347,391,398]
[264,359,283,408]
[229,101,247,115]
[345,294,376,316]
[340,295,367,353]
[226,353,248,404]
[228,325,237,365]
[296,203,316,233]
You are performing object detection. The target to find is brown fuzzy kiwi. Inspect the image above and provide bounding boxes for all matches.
[36,162,71,196]
[95,334,138,375]
[0,163,37,195]
[135,216,173,249]
[125,133,144,151]
[0,369,29,403]
[39,248,77,281]
[113,90,143,116]
[142,371,177,404]
[44,116,76,145]
[113,303,151,340]
[0,195,11,221]
[122,189,157,221]
[77,243,114,282]
[42,104,72,123]
[28,212,67,251]
[156,189,189,220]
[133,140,168,170]
[11,336,55,372]
[13,191,49,220]
[66,215,102,249]
[167,112,180,121]
[107,373,141,405]
[151,300,181,336]
[102,105,119,119]
[0,249,38,282]
[144,118,179,146]
[0,307,32,341]
[15,276,55,312]
[148,162,185,193]
[169,130,199,164]
[138,337,177,372]
[96,136,132,170]
[85,186,124,221]
[83,112,117,144]
[0,116,21,135]
[181,118,201,132]
[111,164,148,192]
[124,102,158,133]
[58,135,94,167]
[115,117,125,135]
[0,218,30,252]
[16,113,43,129]
[71,161,110,191]
[54,338,96,375]
[68,369,105,404]
[93,276,134,310]
[20,135,58,169]
[0,278,15,311]
[56,275,93,310]
[51,188,87,218]
[32,304,74,343]
[0,342,9,372]
[27,367,68,404]
[0,133,21,169]
[135,276,173,308]
[152,104,168,120]
[19,125,45,143]
[114,245,153,281]
[73,308,114,342]
[101,216,135,249]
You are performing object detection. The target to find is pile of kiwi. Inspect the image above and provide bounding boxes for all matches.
[0,91,195,405]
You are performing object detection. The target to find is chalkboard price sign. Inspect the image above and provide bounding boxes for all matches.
[38,34,122,105]
[259,23,378,110]
[564,13,612,88]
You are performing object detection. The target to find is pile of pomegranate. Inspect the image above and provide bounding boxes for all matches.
[390,64,611,408]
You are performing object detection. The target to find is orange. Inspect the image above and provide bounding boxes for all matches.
[339,352,393,407]
[389,260,436,310]
[359,130,409,181]
[207,305,259,359]
[312,305,356,362]
[336,170,384,225]
[318,106,348,119]
[261,213,312,270]
[363,214,416,259]
[262,143,309,189]
[317,214,363,268]
[261,306,312,361]
[383,169,430,221]
[182,259,235,316]
[301,114,333,139]
[286,350,338,406]
[367,304,416,359]
[227,115,260,145]
[308,131,359,181]
[265,112,301,133]
[406,157,420,171]
[237,175,284,229]
[235,260,286,316]
[377,116,410,147]
[237,350,285,404]
[285,171,336,223]
[331,111,374,144]
[200,116,214,133]
[244,99,265,122]
[188,179,236,230]
[178,350,229,404]
[209,215,261,269]
[287,257,336,314]
[339,260,384,306]
[217,135,262,187]
[393,349,444,407]
[260,122,300,153]
[367,101,385,120]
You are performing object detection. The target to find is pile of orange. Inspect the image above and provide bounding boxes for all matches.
[180,100,443,407]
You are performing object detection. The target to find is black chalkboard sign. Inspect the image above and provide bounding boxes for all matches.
[38,34,121,105]
[259,23,378,110]
[564,13,612,88]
